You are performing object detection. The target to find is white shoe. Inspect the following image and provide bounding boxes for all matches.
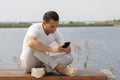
[31,68,46,78]
[56,64,77,76]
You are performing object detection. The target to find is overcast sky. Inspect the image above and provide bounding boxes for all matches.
[0,0,120,22]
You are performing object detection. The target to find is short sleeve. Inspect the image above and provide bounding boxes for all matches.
[26,24,39,37]
[54,29,65,44]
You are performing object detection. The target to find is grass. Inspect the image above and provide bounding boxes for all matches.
[71,40,81,63]
[0,22,31,28]
[59,21,114,27]
[84,40,96,69]
[71,40,115,73]
[71,40,96,69]
[11,56,21,69]
[108,64,114,73]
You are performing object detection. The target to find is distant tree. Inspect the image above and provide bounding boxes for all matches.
[113,19,120,22]
[69,21,73,24]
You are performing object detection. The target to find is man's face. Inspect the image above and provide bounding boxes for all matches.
[44,19,59,34]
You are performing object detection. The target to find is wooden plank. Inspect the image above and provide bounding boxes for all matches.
[0,69,107,80]
[100,69,116,80]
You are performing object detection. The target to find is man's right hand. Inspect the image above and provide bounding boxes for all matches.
[50,44,64,53]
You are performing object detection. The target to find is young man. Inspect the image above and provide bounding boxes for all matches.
[20,11,76,77]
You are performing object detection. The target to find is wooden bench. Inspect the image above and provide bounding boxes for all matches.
[0,69,115,80]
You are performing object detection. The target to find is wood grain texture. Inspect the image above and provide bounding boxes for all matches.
[0,69,107,80]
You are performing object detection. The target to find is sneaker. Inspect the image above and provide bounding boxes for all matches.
[31,68,46,78]
[55,64,77,76]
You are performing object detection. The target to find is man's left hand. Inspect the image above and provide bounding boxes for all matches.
[61,46,71,53]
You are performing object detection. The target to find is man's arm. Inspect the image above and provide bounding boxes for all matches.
[54,30,71,53]
[27,36,63,53]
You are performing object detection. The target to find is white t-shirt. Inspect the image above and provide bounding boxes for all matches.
[20,23,65,60]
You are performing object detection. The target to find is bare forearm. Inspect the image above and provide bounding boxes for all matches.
[27,36,63,53]
[27,36,52,52]
[28,40,52,52]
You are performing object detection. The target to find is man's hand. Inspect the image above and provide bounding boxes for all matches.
[55,43,71,53]
[51,44,64,53]
[51,46,63,53]
[61,46,71,53]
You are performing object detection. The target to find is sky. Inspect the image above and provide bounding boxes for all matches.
[0,0,120,22]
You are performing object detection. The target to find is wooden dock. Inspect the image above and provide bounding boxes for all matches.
[0,69,115,80]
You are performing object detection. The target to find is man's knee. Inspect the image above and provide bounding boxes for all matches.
[68,54,74,64]
[64,54,74,65]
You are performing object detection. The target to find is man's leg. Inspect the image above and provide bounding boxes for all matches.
[33,51,58,73]
[35,52,73,73]
[21,48,75,76]
[21,48,40,72]
[52,53,76,76]
[33,51,76,76]
[45,52,73,73]
[51,52,73,66]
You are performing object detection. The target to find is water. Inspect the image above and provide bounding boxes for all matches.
[0,27,120,79]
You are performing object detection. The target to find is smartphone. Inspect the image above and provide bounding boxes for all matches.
[62,42,71,48]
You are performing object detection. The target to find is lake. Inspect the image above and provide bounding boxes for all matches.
[0,26,120,79]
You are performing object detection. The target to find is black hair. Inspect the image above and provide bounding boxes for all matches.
[43,11,59,22]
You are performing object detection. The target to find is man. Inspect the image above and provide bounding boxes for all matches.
[20,11,76,77]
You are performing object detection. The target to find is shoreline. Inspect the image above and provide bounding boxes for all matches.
[0,26,114,28]
[0,22,120,28]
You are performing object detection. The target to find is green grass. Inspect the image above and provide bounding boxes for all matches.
[0,22,31,28]
[59,21,114,27]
